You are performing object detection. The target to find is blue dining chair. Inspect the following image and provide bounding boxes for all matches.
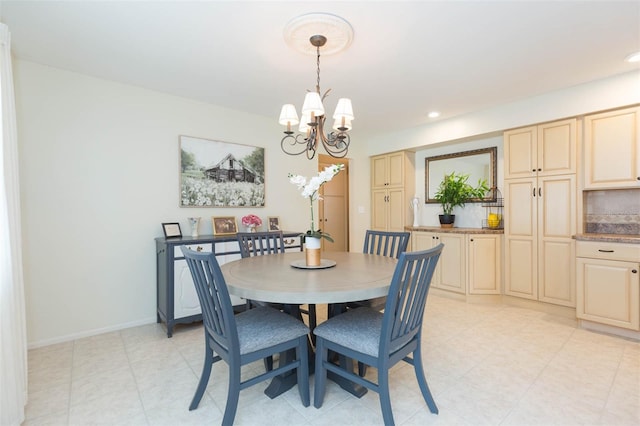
[313,244,444,426]
[181,247,310,426]
[350,229,411,310]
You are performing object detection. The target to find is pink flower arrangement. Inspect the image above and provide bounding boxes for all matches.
[241,214,262,227]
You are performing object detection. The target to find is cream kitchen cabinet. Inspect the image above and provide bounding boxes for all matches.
[576,241,640,331]
[504,118,577,180]
[411,229,502,295]
[468,234,502,295]
[583,106,640,189]
[371,151,415,232]
[504,174,577,307]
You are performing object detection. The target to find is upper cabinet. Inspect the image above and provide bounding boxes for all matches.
[371,151,415,232]
[583,106,640,189]
[371,151,410,189]
[504,118,577,179]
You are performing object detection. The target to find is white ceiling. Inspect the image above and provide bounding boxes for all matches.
[2,1,639,137]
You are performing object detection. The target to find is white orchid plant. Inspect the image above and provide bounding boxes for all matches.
[288,164,345,242]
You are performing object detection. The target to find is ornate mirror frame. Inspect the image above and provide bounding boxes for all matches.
[425,147,497,203]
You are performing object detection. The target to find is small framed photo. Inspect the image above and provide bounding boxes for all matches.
[212,216,238,235]
[268,216,281,231]
[162,222,182,238]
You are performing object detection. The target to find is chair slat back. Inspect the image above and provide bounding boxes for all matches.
[237,231,286,258]
[181,247,238,355]
[381,244,443,353]
[362,230,410,259]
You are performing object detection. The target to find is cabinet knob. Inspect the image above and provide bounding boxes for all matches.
[538,168,542,172]
[532,169,536,172]
[470,238,474,242]
[632,270,638,274]
[637,177,640,181]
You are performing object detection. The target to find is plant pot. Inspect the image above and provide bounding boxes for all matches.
[438,214,455,228]
[305,237,322,266]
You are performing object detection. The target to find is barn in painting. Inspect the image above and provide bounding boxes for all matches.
[204,153,260,183]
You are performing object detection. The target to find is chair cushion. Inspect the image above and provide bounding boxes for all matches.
[236,307,309,355]
[313,307,384,357]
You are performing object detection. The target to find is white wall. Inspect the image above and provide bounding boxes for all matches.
[14,60,321,347]
[15,59,639,347]
[414,135,503,228]
[365,71,640,154]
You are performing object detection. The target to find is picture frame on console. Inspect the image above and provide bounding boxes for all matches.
[162,222,182,238]
[268,216,281,231]
[212,216,238,235]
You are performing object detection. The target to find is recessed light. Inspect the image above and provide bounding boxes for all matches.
[625,51,640,63]
[428,111,440,118]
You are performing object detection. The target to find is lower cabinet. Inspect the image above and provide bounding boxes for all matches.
[411,230,502,295]
[576,241,640,331]
[156,232,303,337]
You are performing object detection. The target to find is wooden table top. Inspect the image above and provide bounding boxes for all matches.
[220,251,397,304]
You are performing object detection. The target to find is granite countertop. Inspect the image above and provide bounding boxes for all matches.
[573,233,640,244]
[406,226,504,234]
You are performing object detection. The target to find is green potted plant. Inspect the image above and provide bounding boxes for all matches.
[434,172,488,227]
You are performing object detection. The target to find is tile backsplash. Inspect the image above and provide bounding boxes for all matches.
[584,189,640,235]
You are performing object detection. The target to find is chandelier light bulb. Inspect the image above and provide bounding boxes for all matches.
[333,98,354,121]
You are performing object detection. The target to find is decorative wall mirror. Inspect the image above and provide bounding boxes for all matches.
[425,147,497,203]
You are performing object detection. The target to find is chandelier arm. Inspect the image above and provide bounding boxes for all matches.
[321,133,350,158]
[281,133,313,156]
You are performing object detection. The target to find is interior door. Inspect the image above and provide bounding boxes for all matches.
[318,155,349,251]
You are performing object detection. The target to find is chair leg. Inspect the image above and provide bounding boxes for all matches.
[296,336,310,407]
[222,364,242,426]
[263,355,274,372]
[313,338,328,408]
[413,347,438,414]
[189,347,213,410]
[308,304,317,345]
[378,365,395,426]
[358,361,367,377]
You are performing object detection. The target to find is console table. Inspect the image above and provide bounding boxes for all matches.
[155,231,303,337]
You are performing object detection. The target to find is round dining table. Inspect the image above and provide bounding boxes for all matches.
[220,251,398,305]
[219,250,398,399]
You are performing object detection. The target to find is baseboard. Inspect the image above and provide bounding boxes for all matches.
[28,316,158,349]
[501,295,576,319]
[579,319,640,341]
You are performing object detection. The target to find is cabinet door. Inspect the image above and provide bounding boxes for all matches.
[411,232,440,287]
[504,126,536,179]
[173,259,202,319]
[437,233,466,294]
[371,189,388,231]
[504,178,538,300]
[387,152,406,187]
[387,188,406,232]
[584,106,640,189]
[538,175,576,307]
[538,118,576,176]
[468,234,501,294]
[577,257,640,330]
[371,155,388,189]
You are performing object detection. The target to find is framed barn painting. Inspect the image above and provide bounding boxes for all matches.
[179,135,265,207]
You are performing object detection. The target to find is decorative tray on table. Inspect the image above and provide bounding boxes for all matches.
[290,259,337,269]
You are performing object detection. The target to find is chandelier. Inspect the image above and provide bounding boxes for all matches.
[278,34,354,159]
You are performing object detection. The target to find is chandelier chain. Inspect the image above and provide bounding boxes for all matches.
[316,45,321,93]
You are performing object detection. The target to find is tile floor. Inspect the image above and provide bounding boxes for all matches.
[24,295,639,425]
